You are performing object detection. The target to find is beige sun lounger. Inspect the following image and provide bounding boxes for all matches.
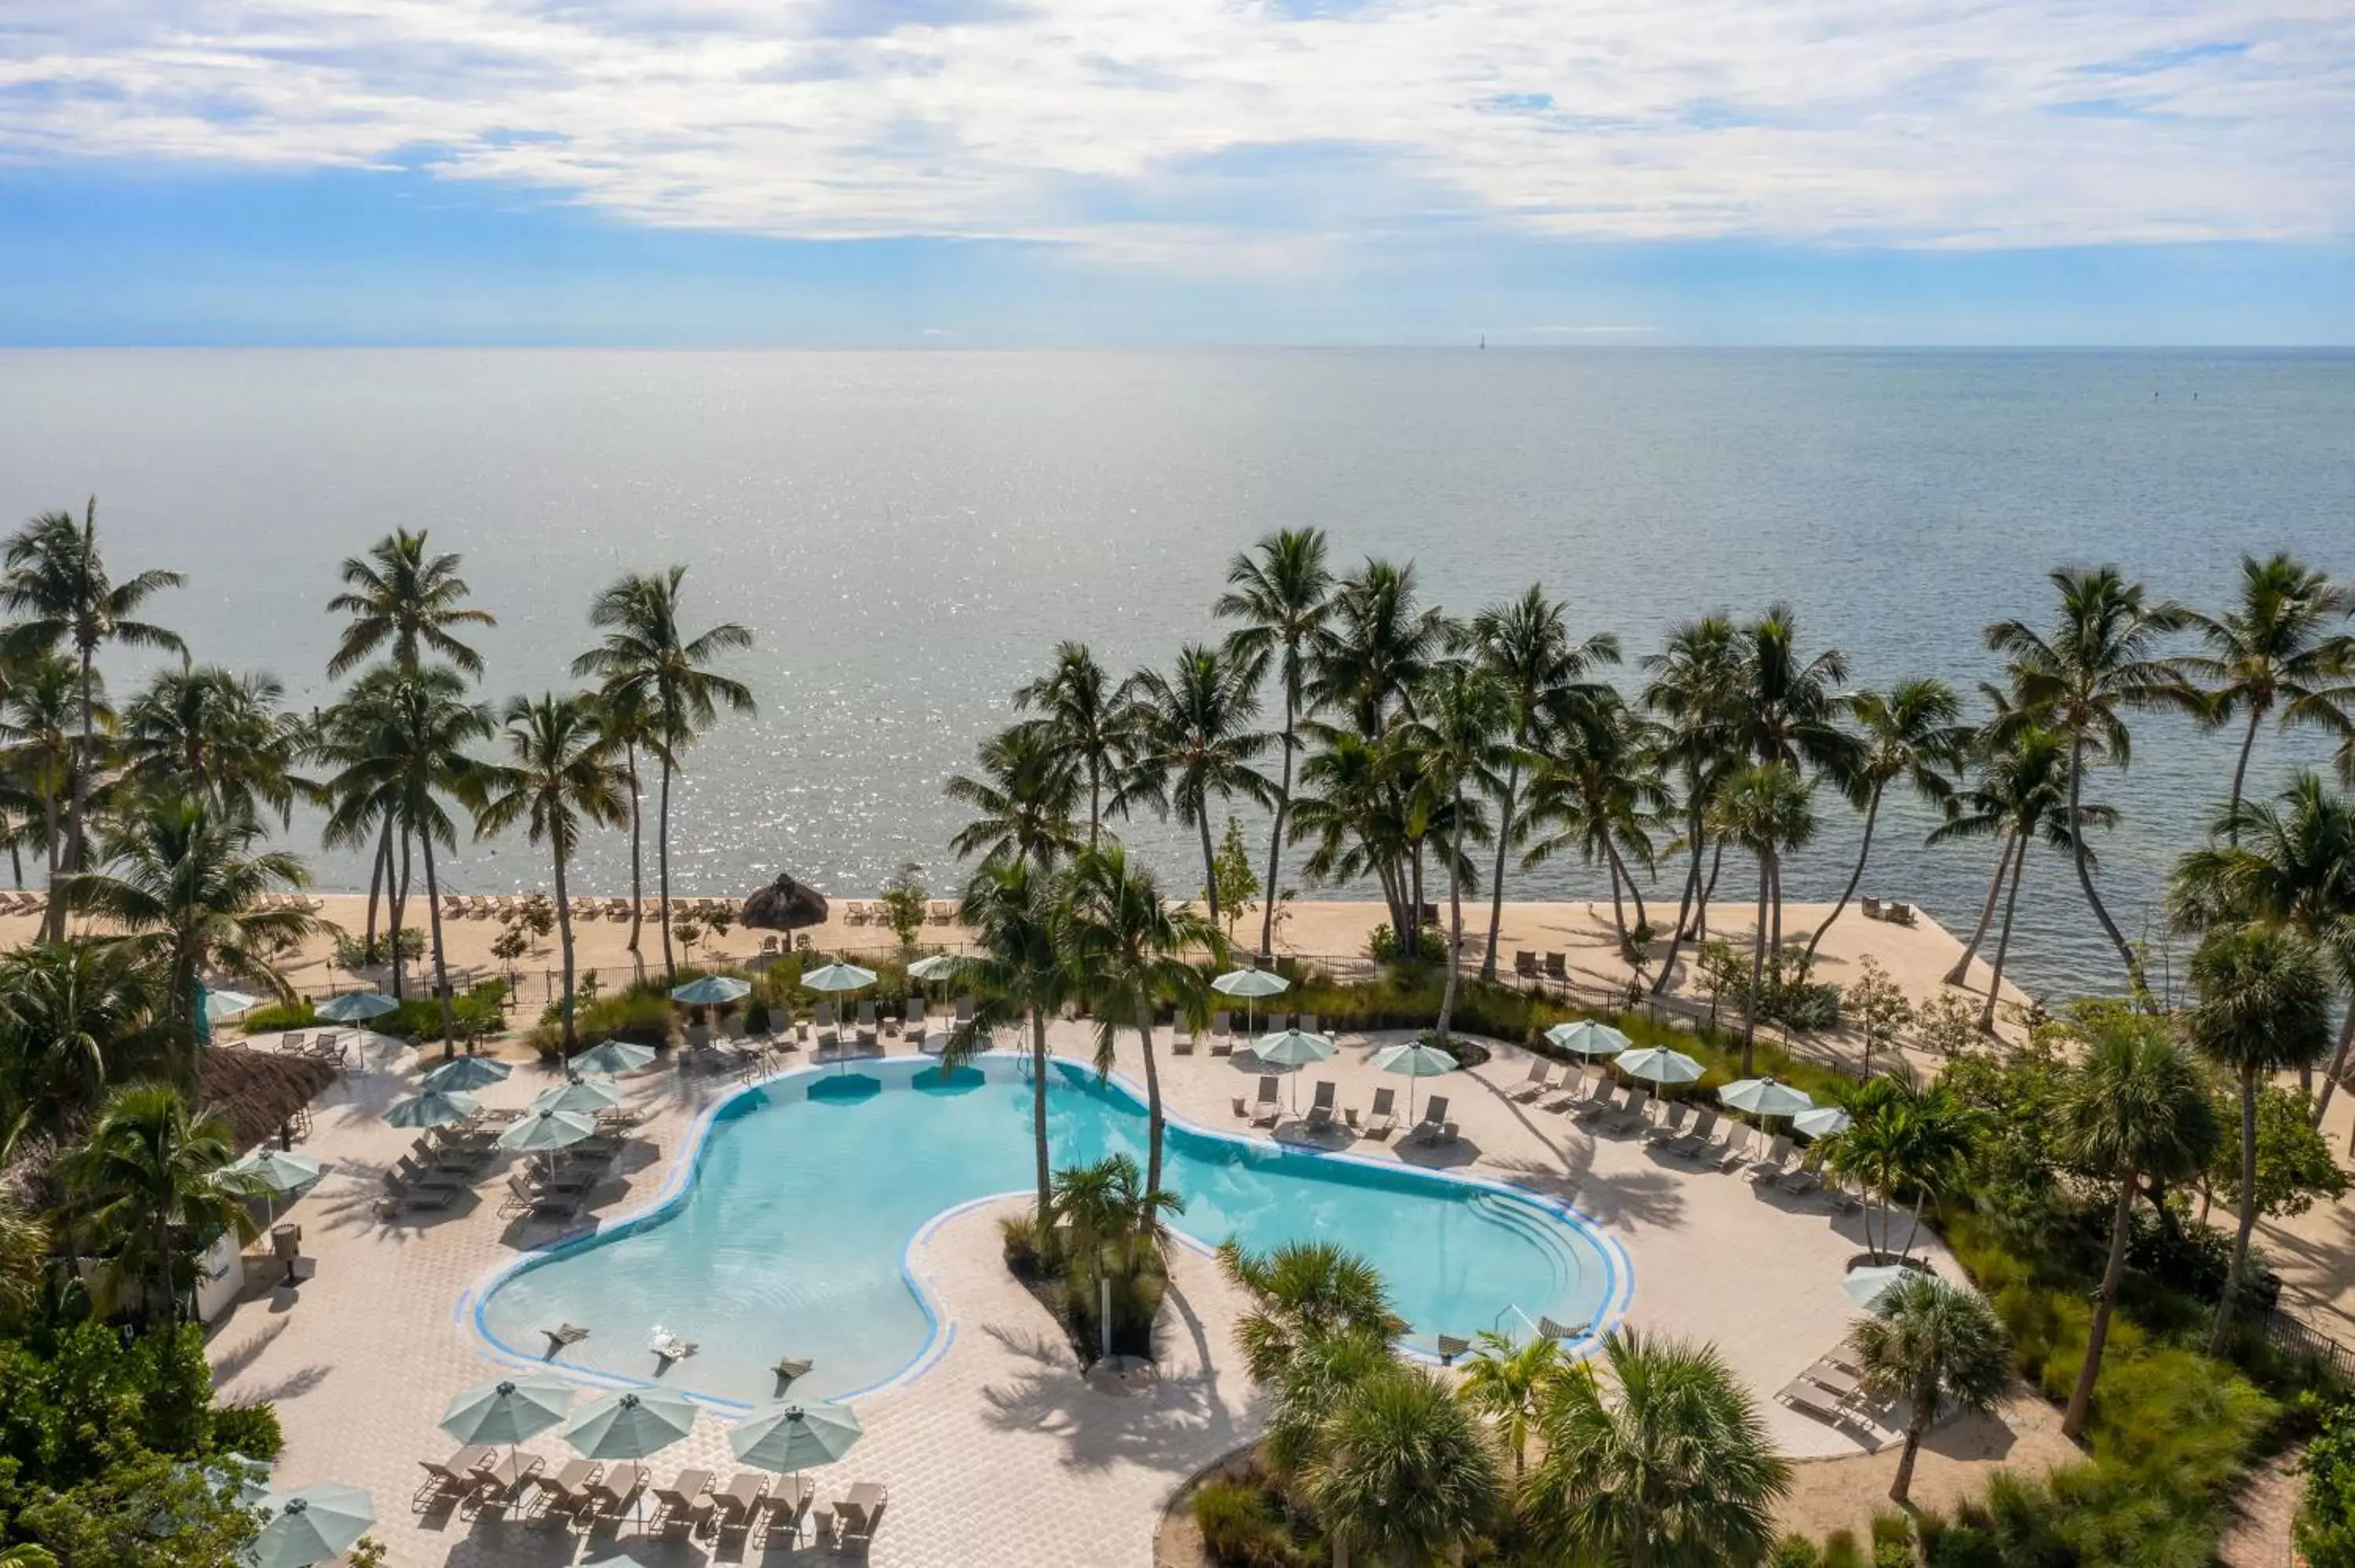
[650,1469,714,1537]
[413,1446,496,1511]
[1304,1080,1336,1131]
[855,1001,878,1048]
[1411,1095,1451,1143]
[1645,1102,1692,1146]
[1743,1135,1794,1182]
[832,1481,889,1548]
[1605,1087,1651,1133]
[1251,1075,1283,1127]
[1665,1107,1718,1158]
[1779,1148,1827,1195]
[1364,1087,1397,1139]
[1210,1010,1233,1054]
[464,1452,546,1519]
[581,1462,645,1526]
[1573,1080,1619,1125]
[532,1458,602,1524]
[1508,1059,1555,1102]
[1543,1065,1599,1114]
[712,1471,769,1541]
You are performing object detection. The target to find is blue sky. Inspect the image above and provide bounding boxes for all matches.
[2,0,2350,345]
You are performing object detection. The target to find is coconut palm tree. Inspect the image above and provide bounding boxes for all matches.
[1125,645,1274,932]
[1013,642,1140,851]
[473,693,629,1053]
[1521,695,1667,963]
[1049,1151,1183,1286]
[1849,1275,2011,1504]
[1640,615,1745,992]
[1403,660,1508,1045]
[1710,763,1816,1070]
[1217,529,1337,964]
[1061,845,1215,1197]
[1521,1328,1790,1568]
[956,858,1074,1235]
[1308,1365,1502,1568]
[1465,585,1619,980]
[571,567,754,979]
[1,501,184,941]
[1803,677,1966,965]
[0,939,156,1144]
[56,1082,257,1326]
[1216,1238,1400,1386]
[1311,558,1448,741]
[2056,1019,2218,1440]
[1289,729,1418,954]
[119,665,307,829]
[945,724,1082,871]
[1456,1329,1561,1479]
[326,527,495,678]
[2188,923,2333,1355]
[0,651,107,910]
[589,680,663,955]
[1986,567,2195,998]
[63,795,316,1054]
[1824,1074,1976,1261]
[2182,552,2355,832]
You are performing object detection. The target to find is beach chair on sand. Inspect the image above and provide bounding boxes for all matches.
[1251,1076,1283,1127]
[1411,1095,1451,1143]
[1743,1136,1794,1183]
[1666,1108,1718,1159]
[1778,1149,1826,1196]
[1860,895,1883,920]
[1305,1081,1336,1132]
[1210,1012,1233,1056]
[1605,1087,1651,1133]
[1545,952,1568,980]
[1364,1087,1397,1139]
[833,1482,889,1549]
[1645,1102,1692,1147]
[1508,1059,1555,1102]
[1513,950,1538,978]
[649,1470,713,1537]
[929,899,953,925]
[1573,1081,1619,1125]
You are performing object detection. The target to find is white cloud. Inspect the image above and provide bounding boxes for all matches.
[0,0,2348,251]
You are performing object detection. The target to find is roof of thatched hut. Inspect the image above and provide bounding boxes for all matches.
[743,873,830,931]
[196,1047,335,1152]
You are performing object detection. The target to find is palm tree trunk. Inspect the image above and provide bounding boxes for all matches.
[2064,1167,2138,1440]
[1258,684,1296,965]
[2067,732,2149,1001]
[1743,858,1768,1074]
[2225,703,2265,841]
[1889,1426,1925,1504]
[625,744,644,954]
[1806,783,1882,967]
[1482,750,1521,982]
[1698,839,1726,938]
[1088,760,1102,851]
[1944,833,2014,986]
[554,846,578,1053]
[2211,1071,2261,1356]
[54,642,94,944]
[365,818,389,952]
[1031,1006,1053,1235]
[2309,1006,2355,1127]
[388,831,411,999]
[421,828,458,1059]
[1981,834,2028,1033]
[1138,1006,1166,1198]
[1434,791,1466,1045]
[1197,811,1221,930]
[1652,808,1707,994]
[1601,843,1631,957]
[657,757,676,979]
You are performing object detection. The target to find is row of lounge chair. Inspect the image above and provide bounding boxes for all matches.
[1512,950,1572,981]
[413,1453,886,1548]
[1232,1079,1458,1144]
[0,892,46,917]
[842,899,958,927]
[1173,1011,1324,1057]
[254,894,326,913]
[1776,1347,1877,1425]
[1860,896,1917,925]
[434,895,747,923]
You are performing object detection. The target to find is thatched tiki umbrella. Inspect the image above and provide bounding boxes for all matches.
[742,874,830,936]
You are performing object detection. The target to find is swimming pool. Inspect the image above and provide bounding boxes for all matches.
[470,1056,1630,1405]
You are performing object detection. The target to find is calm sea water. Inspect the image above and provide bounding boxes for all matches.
[2,348,2350,1001]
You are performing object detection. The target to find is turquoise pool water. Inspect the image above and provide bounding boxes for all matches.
[473,1056,1627,1405]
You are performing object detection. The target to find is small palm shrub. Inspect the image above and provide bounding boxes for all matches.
[1191,1478,1309,1568]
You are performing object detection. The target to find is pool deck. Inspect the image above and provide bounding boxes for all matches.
[214,1020,1966,1566]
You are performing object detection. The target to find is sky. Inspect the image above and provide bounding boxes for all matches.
[2,0,2351,345]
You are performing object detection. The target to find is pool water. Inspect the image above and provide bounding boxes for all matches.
[473,1056,1626,1405]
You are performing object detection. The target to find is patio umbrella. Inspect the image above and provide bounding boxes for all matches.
[801,961,878,996]
[1545,1019,1631,1059]
[1718,1077,1815,1124]
[317,990,398,1023]
[730,1402,863,1480]
[563,1387,699,1463]
[1615,1046,1704,1087]
[204,988,260,1023]
[533,1075,623,1117]
[201,1452,272,1508]
[1252,1028,1337,1110]
[670,975,751,1006]
[246,1482,374,1568]
[442,1373,575,1481]
[1368,1040,1457,1124]
[1842,1264,1916,1311]
[385,1088,481,1129]
[906,954,962,983]
[226,1147,323,1226]
[571,1040,658,1076]
[1793,1105,1852,1139]
[583,1557,652,1568]
[1211,967,1290,1037]
[498,1107,598,1154]
[421,1055,511,1093]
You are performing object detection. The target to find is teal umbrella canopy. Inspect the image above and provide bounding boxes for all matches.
[906,954,962,983]
[1616,1046,1704,1085]
[1545,1019,1631,1057]
[571,1041,657,1076]
[670,975,752,1005]
[1252,1029,1337,1067]
[583,1557,653,1568]
[730,1402,864,1475]
[533,1076,623,1117]
[440,1373,574,1448]
[204,988,261,1023]
[245,1482,374,1568]
[1211,968,1291,1000]
[1718,1077,1815,1119]
[498,1107,598,1153]
[422,1055,512,1093]
[197,1452,272,1508]
[801,962,878,995]
[227,1148,323,1194]
[563,1388,699,1460]
[385,1089,481,1129]
[317,991,399,1023]
[1794,1105,1853,1138]
[1368,1042,1458,1078]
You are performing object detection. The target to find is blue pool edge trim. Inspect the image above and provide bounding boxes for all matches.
[455,1049,1637,1408]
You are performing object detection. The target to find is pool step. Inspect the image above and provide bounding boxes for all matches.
[1465,1191,1584,1310]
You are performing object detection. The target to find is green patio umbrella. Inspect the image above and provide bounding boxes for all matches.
[571,1041,657,1076]
[202,1452,272,1508]
[1718,1076,1815,1121]
[1793,1105,1852,1139]
[1368,1041,1457,1124]
[533,1075,623,1118]
[421,1055,512,1093]
[317,991,398,1023]
[1212,967,1290,1036]
[204,988,260,1023]
[906,954,962,983]
[385,1088,481,1129]
[442,1373,574,1449]
[1251,1028,1336,1110]
[730,1401,863,1479]
[670,975,752,1006]
[226,1147,323,1226]
[245,1482,374,1568]
[498,1107,599,1153]
[583,1557,652,1568]
[1615,1046,1704,1087]
[563,1387,699,1461]
[1545,1019,1630,1059]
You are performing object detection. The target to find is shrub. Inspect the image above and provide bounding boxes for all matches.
[530,990,676,1059]
[237,1001,317,1036]
[879,862,928,950]
[1191,1478,1309,1568]
[2298,1392,2355,1568]
[206,1402,283,1462]
[999,1216,1042,1278]
[1768,1537,1825,1568]
[1819,1530,1867,1568]
[743,994,772,1035]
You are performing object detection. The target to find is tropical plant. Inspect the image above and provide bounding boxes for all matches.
[1305,1364,1502,1568]
[1521,694,1666,962]
[1216,1238,1399,1386]
[1849,1275,2012,1504]
[571,566,754,978]
[1455,1329,1561,1479]
[1206,817,1261,942]
[1709,762,1817,1070]
[1641,614,1745,991]
[1402,658,1507,1045]
[1049,1151,1182,1285]
[472,692,629,1052]
[2182,552,2355,830]
[589,678,663,954]
[945,723,1081,871]
[118,665,307,829]
[878,860,928,950]
[0,939,156,1145]
[1012,642,1138,850]
[1289,729,1419,955]
[326,527,495,677]
[1310,558,1447,741]
[1803,677,1966,965]
[56,1083,258,1326]
[1842,955,1913,1077]
[1521,1328,1791,1568]
[0,651,105,907]
[0,501,185,941]
[1126,644,1274,932]
[955,858,1073,1234]
[1824,1074,1975,1262]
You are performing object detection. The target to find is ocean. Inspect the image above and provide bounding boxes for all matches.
[2,348,2350,1002]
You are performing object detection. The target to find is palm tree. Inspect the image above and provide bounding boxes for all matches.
[1803,677,1965,965]
[1986,567,2195,998]
[589,680,663,954]
[1640,615,1745,992]
[1311,558,1448,740]
[1126,645,1274,932]
[2182,552,2355,831]
[1455,1329,1561,1479]
[119,665,307,829]
[0,651,107,910]
[56,1082,257,1326]
[1404,660,1508,1045]
[1049,1152,1183,1285]
[945,724,1082,870]
[1710,763,1816,1070]
[326,528,495,678]
[571,567,754,979]
[1217,529,1336,963]
[1521,1328,1790,1568]
[1216,1238,1399,1386]
[0,1195,48,1333]
[473,693,629,1053]
[1013,642,1138,850]
[1307,1365,1502,1568]
[1061,846,1216,1196]
[1849,1275,2011,1504]
[1461,586,1619,980]
[956,858,1074,1234]
[2188,923,2333,1355]
[1824,1074,1976,1261]
[64,796,316,1053]
[1521,695,1666,962]
[1290,729,1418,953]
[2056,1019,2218,1440]
[1731,604,1860,946]
[0,939,156,1144]
[1,501,184,941]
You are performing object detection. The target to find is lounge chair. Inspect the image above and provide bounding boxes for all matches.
[412,1446,495,1511]
[1543,1065,1599,1114]
[1210,1011,1233,1056]
[375,1174,458,1217]
[1171,1017,1194,1056]
[929,899,953,925]
[955,994,976,1028]
[712,1471,769,1542]
[1573,1081,1620,1125]
[832,1481,889,1549]
[1545,952,1568,980]
[582,1463,645,1526]
[1644,1102,1692,1147]
[1251,1075,1283,1128]
[1411,1095,1451,1143]
[1364,1087,1397,1139]
[1825,1172,1866,1213]
[1536,1315,1582,1342]
[1743,1135,1794,1183]
[1779,1149,1826,1196]
[1508,1058,1555,1102]
[1776,1375,1850,1424]
[464,1453,546,1519]
[814,1002,838,1051]
[757,1474,813,1544]
[1860,895,1884,920]
[528,1187,584,1222]
[1513,950,1538,978]
[1605,1087,1651,1133]
[532,1458,602,1525]
[904,999,926,1045]
[855,1001,878,1048]
[650,1469,713,1537]
[1299,1013,1320,1036]
[1304,1081,1337,1132]
[1886,900,1917,926]
[1267,1011,1291,1035]
[1666,1108,1718,1159]
[1710,1124,1756,1172]
[843,901,867,925]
